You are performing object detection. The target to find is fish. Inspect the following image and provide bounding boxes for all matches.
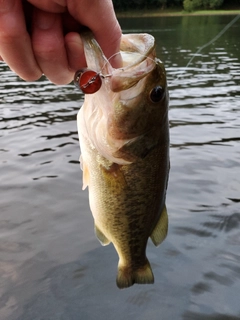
[77,32,170,289]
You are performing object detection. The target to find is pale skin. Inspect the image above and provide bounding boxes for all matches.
[0,0,122,84]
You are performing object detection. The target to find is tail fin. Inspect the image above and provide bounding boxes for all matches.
[116,260,154,289]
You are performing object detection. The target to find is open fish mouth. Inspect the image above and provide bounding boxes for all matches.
[110,52,157,101]
[80,32,158,96]
[110,33,157,93]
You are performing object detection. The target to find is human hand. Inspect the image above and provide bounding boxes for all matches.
[0,0,122,84]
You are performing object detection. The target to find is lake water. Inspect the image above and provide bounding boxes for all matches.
[0,14,240,320]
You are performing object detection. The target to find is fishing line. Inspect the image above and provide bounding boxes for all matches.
[74,52,158,93]
[104,14,240,84]
[74,15,240,93]
[171,14,240,84]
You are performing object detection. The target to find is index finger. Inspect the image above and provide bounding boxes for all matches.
[0,0,42,80]
[67,0,122,68]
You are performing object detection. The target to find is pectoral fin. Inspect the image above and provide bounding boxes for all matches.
[150,205,168,247]
[94,224,111,246]
[80,155,90,190]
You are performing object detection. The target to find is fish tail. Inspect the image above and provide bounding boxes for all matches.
[116,260,154,289]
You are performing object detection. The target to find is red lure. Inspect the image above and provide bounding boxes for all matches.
[74,69,102,94]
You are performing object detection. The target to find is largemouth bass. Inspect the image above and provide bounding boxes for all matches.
[77,32,170,289]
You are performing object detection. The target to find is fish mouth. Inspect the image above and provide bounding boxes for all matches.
[110,34,157,93]
[81,32,157,96]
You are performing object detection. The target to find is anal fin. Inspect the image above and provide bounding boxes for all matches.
[150,205,168,247]
[94,224,110,246]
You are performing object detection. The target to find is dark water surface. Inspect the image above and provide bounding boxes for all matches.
[0,15,240,320]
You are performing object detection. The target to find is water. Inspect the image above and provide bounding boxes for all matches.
[0,15,240,320]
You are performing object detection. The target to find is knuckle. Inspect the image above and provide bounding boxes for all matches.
[33,41,62,58]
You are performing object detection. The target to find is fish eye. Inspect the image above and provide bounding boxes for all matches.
[149,86,165,103]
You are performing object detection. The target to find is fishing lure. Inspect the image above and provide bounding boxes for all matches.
[73,49,160,95]
[74,69,103,94]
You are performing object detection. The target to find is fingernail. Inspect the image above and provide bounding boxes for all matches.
[35,12,56,30]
